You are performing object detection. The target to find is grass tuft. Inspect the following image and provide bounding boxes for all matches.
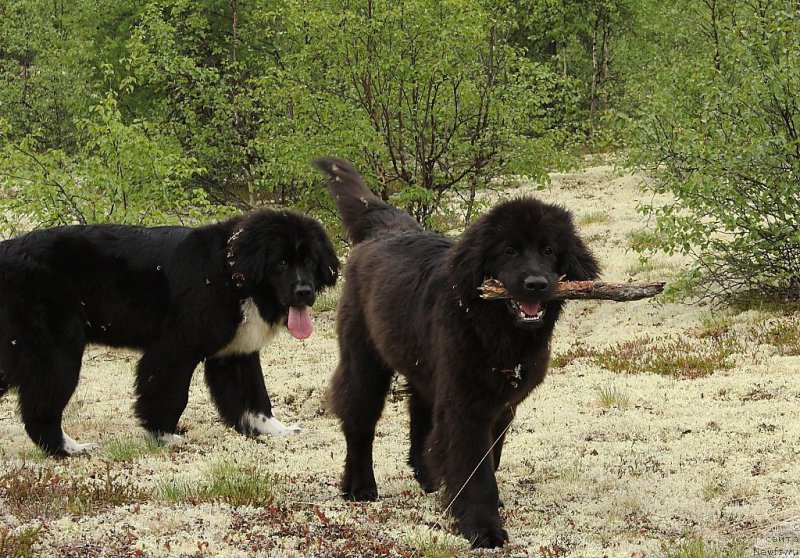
[403,528,463,558]
[578,211,610,225]
[663,537,746,558]
[0,526,42,558]
[595,385,630,408]
[314,282,342,313]
[157,461,279,507]
[104,435,168,462]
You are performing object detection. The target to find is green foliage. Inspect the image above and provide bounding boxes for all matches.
[593,335,742,379]
[104,434,169,462]
[509,0,638,135]
[628,2,800,302]
[157,461,279,507]
[195,0,572,225]
[290,0,559,226]
[0,0,95,149]
[13,0,799,250]
[0,79,221,234]
[1,0,586,231]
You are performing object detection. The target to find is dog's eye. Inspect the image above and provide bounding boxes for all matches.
[542,245,553,255]
[504,247,518,256]
[277,260,288,270]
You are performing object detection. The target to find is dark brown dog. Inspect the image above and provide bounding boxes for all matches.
[315,157,599,548]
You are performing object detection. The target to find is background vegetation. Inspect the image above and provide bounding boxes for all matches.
[1,0,798,301]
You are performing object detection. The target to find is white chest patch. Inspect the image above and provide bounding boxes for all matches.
[215,298,282,357]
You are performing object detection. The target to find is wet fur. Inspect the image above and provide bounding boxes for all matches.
[0,210,338,456]
[315,157,599,548]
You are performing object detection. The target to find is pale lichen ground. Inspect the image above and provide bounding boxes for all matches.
[1,164,799,557]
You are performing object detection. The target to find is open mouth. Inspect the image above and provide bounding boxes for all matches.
[506,299,546,324]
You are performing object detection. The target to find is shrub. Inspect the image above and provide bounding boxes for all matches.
[628,3,800,302]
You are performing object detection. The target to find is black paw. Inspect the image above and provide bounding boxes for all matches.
[464,525,509,549]
[341,470,378,501]
[412,467,442,493]
[342,485,378,501]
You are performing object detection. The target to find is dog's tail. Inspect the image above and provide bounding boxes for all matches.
[313,157,421,244]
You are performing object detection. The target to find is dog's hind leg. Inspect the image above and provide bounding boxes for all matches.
[204,353,301,437]
[0,275,94,456]
[407,387,440,492]
[15,336,92,456]
[327,338,393,501]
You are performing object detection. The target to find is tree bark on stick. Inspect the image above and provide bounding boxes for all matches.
[478,279,665,302]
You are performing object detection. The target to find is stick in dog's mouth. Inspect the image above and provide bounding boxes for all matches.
[478,278,666,302]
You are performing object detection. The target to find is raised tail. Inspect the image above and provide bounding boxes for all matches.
[313,157,421,244]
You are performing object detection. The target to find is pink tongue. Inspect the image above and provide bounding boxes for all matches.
[519,301,541,316]
[287,306,313,340]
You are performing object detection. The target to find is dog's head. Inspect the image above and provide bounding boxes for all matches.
[451,198,599,329]
[227,209,339,338]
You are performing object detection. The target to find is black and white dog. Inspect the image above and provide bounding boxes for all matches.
[0,209,338,456]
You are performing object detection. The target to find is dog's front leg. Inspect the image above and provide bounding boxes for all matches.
[434,408,508,549]
[134,344,199,440]
[204,353,301,437]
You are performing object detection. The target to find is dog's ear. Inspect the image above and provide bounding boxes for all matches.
[312,224,339,290]
[227,219,271,288]
[560,234,601,281]
[449,224,487,306]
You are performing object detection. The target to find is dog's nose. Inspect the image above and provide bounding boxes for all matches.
[523,275,549,291]
[294,284,314,301]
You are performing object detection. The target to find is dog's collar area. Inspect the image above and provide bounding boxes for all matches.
[494,363,523,389]
[226,228,246,288]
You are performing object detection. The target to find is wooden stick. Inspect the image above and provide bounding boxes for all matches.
[478,278,666,302]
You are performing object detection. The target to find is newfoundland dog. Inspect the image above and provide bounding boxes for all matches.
[315,157,599,548]
[0,209,338,456]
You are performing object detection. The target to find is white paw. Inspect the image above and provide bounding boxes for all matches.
[241,412,303,437]
[62,433,99,455]
[279,422,303,437]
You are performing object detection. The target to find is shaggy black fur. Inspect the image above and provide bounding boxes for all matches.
[315,157,599,548]
[0,210,338,456]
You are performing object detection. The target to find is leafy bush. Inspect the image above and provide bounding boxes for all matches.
[0,1,590,230]
[628,3,800,302]
[122,0,577,226]
[0,80,222,234]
